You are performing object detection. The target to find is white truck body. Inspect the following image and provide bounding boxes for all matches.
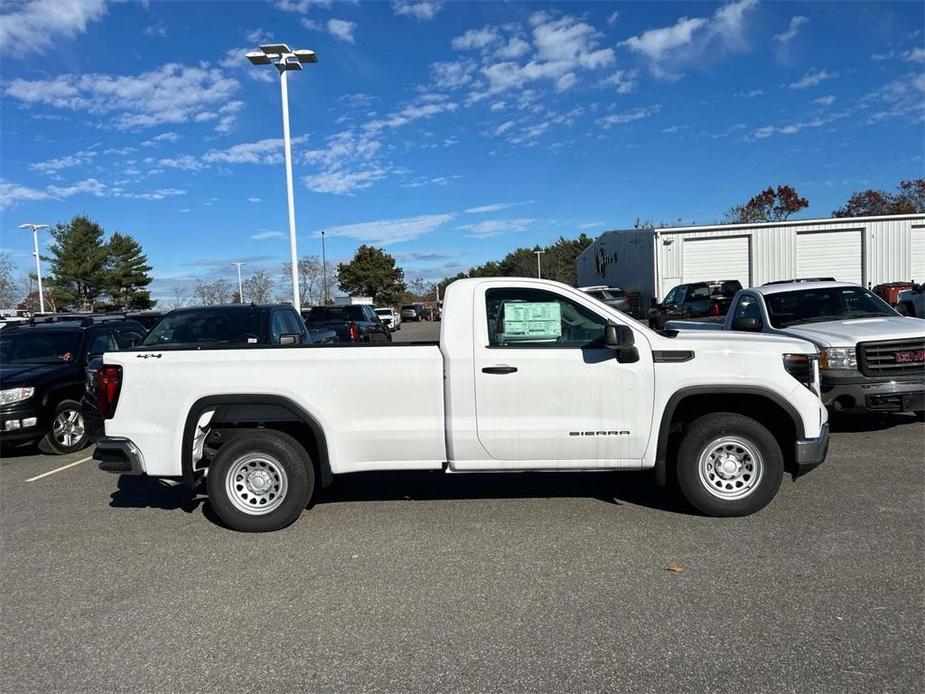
[95,278,830,529]
[667,282,925,413]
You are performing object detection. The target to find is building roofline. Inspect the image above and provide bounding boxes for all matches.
[593,213,925,238]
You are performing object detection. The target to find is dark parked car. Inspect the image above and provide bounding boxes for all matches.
[400,304,423,322]
[0,314,146,454]
[303,305,391,343]
[124,310,166,330]
[649,280,743,330]
[579,285,632,314]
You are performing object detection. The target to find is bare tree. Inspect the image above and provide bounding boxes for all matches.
[243,270,274,303]
[281,254,334,306]
[0,252,17,308]
[192,278,231,306]
[167,285,188,309]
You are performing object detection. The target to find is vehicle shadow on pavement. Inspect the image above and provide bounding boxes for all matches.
[828,412,922,434]
[109,475,203,513]
[315,469,695,515]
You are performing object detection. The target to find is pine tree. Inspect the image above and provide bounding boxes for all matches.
[336,245,406,305]
[106,232,155,310]
[48,216,110,311]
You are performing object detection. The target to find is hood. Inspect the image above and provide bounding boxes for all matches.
[663,328,817,354]
[0,362,79,388]
[780,316,925,347]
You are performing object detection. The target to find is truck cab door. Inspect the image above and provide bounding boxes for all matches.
[471,284,654,466]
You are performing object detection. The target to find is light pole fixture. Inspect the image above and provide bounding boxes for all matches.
[321,230,328,305]
[246,43,318,313]
[19,223,49,313]
[534,249,546,279]
[232,262,246,303]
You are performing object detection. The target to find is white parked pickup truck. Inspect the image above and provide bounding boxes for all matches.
[94,278,829,531]
[666,281,925,415]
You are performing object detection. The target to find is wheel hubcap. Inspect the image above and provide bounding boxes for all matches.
[225,453,288,516]
[53,409,85,448]
[698,436,763,501]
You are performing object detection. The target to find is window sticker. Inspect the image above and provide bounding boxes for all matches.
[501,301,562,341]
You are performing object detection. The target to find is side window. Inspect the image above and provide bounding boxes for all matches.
[284,311,306,338]
[270,311,289,344]
[664,286,681,305]
[733,295,762,322]
[88,332,117,355]
[115,330,143,349]
[486,288,606,348]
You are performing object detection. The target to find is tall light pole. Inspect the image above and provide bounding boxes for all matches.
[246,44,317,313]
[534,249,546,279]
[232,262,246,303]
[321,230,328,304]
[19,223,49,313]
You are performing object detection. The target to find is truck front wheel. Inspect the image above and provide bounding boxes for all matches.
[676,412,783,517]
[207,430,314,532]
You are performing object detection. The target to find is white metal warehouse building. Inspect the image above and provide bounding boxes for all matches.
[576,214,925,306]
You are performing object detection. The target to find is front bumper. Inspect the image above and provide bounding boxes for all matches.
[793,423,829,478]
[94,437,145,475]
[820,371,924,413]
[0,403,45,444]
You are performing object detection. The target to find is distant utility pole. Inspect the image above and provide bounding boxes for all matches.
[534,249,546,279]
[246,43,318,313]
[232,262,246,302]
[19,223,49,313]
[321,230,328,304]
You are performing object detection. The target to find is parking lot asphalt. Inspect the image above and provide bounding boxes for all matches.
[1,319,922,693]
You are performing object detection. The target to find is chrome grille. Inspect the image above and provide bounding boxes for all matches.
[858,338,925,377]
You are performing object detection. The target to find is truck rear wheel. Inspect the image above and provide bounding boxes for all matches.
[207,430,314,532]
[676,412,783,517]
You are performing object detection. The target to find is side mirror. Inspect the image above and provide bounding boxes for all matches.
[604,324,639,363]
[649,297,658,308]
[279,334,300,345]
[732,316,762,332]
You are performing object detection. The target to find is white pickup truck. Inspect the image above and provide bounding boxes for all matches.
[94,278,828,531]
[666,281,925,415]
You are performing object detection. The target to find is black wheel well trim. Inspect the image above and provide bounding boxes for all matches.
[653,386,806,485]
[181,394,332,489]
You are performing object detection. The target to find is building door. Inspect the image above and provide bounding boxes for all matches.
[796,229,863,285]
[683,236,751,287]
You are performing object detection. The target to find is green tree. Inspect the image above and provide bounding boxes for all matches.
[48,215,110,311]
[336,245,406,304]
[105,232,155,310]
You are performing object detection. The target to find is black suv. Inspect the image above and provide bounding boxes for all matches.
[0,315,147,454]
[139,304,318,348]
[303,305,391,343]
[648,280,743,330]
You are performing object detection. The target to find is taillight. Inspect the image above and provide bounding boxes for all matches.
[348,322,359,342]
[97,365,123,419]
[709,303,721,317]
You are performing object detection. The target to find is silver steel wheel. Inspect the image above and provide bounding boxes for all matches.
[225,453,288,516]
[697,436,764,501]
[53,408,85,448]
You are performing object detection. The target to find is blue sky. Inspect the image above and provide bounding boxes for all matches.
[1,0,923,301]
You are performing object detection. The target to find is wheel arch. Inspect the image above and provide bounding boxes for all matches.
[181,394,333,489]
[654,386,805,485]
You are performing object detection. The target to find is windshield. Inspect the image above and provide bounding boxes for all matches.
[0,330,83,364]
[765,287,896,328]
[306,306,365,322]
[401,305,417,311]
[142,309,266,346]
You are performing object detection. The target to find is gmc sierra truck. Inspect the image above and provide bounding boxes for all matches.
[666,281,925,414]
[94,278,829,532]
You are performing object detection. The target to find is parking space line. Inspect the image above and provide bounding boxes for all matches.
[26,456,94,482]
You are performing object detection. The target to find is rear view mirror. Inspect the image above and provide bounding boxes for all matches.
[732,316,762,332]
[279,334,300,345]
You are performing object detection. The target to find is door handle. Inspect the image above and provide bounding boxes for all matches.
[482,365,518,375]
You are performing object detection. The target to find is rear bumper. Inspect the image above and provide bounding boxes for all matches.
[794,423,829,478]
[94,437,145,475]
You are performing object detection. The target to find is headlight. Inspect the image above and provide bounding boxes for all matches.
[783,353,817,391]
[0,387,35,405]
[819,347,857,370]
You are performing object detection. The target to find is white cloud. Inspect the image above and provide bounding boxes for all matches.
[458,217,536,238]
[432,60,476,89]
[453,27,501,50]
[5,63,241,130]
[598,105,662,127]
[736,89,764,98]
[29,148,98,175]
[303,167,389,195]
[391,1,442,21]
[0,179,50,211]
[320,213,454,244]
[326,18,356,43]
[789,68,837,89]
[0,0,107,55]
[251,230,285,240]
[247,197,261,203]
[365,99,458,132]
[607,11,620,27]
[620,0,757,77]
[813,95,836,106]
[773,16,808,44]
[158,155,205,172]
[861,73,925,124]
[203,136,308,165]
[464,201,531,214]
[496,37,530,60]
[112,187,186,201]
[142,132,180,146]
[144,23,168,38]
[601,69,637,93]
[904,47,925,63]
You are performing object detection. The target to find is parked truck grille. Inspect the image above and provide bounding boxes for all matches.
[857,338,925,377]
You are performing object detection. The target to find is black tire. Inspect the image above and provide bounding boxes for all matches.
[206,430,314,532]
[675,412,783,517]
[38,399,90,455]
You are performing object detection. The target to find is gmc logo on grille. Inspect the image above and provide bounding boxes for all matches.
[895,350,925,363]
